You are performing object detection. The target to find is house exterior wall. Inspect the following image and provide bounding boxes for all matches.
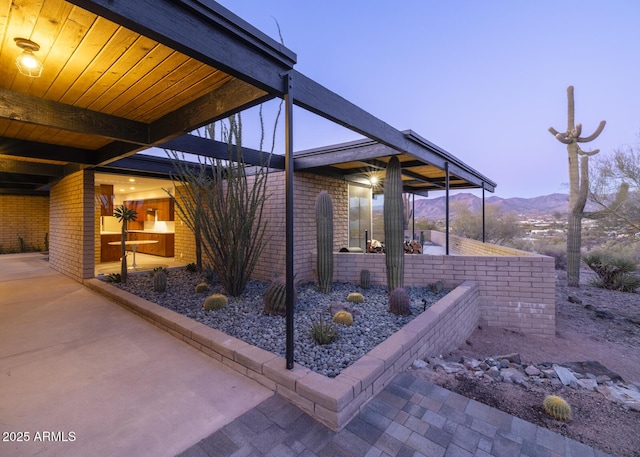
[0,195,49,253]
[252,171,349,282]
[49,170,95,281]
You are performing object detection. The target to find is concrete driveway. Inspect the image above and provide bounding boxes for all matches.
[0,253,273,457]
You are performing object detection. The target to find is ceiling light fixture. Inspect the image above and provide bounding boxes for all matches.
[14,38,43,78]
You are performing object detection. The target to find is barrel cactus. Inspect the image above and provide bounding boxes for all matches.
[315,191,334,294]
[543,395,572,422]
[203,293,228,311]
[389,287,411,316]
[360,269,371,289]
[384,156,404,292]
[264,276,297,316]
[347,292,364,304]
[332,311,354,326]
[153,270,167,293]
[194,282,209,293]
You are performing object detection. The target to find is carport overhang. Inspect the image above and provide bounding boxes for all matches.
[0,0,496,370]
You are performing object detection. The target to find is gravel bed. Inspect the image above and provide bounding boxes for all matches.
[106,269,448,377]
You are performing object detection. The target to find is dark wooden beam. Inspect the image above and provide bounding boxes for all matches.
[0,88,149,144]
[0,188,49,196]
[161,135,286,169]
[291,71,496,192]
[69,0,296,95]
[0,138,94,164]
[0,172,51,186]
[0,158,65,177]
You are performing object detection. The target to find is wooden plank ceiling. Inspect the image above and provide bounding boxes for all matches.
[0,0,273,194]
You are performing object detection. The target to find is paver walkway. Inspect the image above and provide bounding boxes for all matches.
[178,372,611,457]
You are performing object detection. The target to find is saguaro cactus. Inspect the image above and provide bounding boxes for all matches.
[315,191,334,293]
[384,156,405,292]
[549,86,605,287]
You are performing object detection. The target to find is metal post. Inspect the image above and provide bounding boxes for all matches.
[284,73,295,370]
[412,193,415,241]
[365,229,368,254]
[482,183,486,243]
[445,162,450,255]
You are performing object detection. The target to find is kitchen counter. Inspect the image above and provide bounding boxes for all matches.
[100,231,174,261]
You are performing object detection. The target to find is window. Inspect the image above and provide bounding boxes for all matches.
[348,184,372,251]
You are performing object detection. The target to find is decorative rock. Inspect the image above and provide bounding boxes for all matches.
[496,353,522,364]
[596,385,640,411]
[568,295,582,304]
[501,367,527,384]
[412,359,427,369]
[525,365,541,376]
[576,379,598,391]
[487,366,502,380]
[554,365,578,386]
[594,308,615,319]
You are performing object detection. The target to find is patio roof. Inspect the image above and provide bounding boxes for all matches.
[0,0,495,196]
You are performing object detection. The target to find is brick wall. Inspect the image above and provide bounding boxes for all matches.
[252,171,349,282]
[172,186,197,265]
[331,248,556,337]
[49,170,95,281]
[0,195,49,253]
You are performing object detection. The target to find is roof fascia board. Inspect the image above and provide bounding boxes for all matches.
[69,0,295,95]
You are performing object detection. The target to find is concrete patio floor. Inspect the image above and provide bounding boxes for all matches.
[0,253,273,457]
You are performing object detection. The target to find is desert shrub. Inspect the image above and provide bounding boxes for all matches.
[185,263,197,273]
[310,315,337,345]
[583,250,640,292]
[106,273,121,283]
[536,243,567,271]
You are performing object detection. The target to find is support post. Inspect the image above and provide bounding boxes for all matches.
[445,162,450,255]
[412,193,415,241]
[482,183,486,243]
[284,73,295,369]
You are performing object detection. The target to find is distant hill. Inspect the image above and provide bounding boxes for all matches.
[386,193,574,221]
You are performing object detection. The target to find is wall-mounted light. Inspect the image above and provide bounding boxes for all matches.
[14,38,43,78]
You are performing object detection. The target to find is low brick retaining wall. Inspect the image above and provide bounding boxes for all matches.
[334,235,555,337]
[85,278,479,431]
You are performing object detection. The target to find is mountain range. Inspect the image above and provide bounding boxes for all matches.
[375,193,576,221]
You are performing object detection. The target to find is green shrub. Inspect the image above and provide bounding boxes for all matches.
[429,280,444,293]
[583,250,640,292]
[346,292,364,304]
[543,395,571,421]
[203,294,227,311]
[537,244,567,271]
[106,273,121,283]
[310,315,337,345]
[186,262,197,273]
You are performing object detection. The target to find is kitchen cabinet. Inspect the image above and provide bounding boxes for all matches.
[98,185,114,216]
[100,234,122,262]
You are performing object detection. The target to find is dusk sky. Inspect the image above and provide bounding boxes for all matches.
[213,0,640,199]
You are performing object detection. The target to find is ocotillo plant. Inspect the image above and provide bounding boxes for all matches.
[549,86,605,287]
[384,156,404,292]
[315,190,334,293]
